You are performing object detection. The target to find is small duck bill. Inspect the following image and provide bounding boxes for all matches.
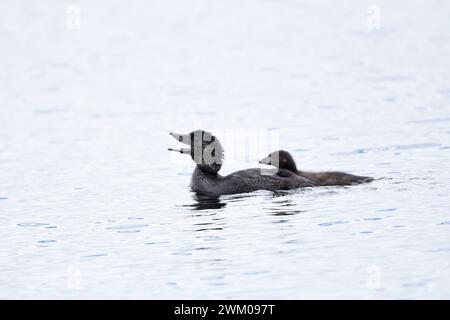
[168,132,192,155]
[258,156,272,165]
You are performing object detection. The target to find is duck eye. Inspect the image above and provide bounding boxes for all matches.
[178,136,183,142]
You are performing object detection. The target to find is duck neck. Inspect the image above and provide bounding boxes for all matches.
[196,163,221,176]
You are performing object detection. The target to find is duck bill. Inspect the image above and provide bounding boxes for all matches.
[168,148,191,155]
[258,156,271,165]
[169,132,191,145]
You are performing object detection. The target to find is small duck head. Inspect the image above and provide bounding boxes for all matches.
[169,130,224,174]
[259,150,298,173]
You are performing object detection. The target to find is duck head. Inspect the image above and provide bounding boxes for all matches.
[169,130,224,174]
[259,150,298,173]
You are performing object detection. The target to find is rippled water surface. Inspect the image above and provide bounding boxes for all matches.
[1,0,450,299]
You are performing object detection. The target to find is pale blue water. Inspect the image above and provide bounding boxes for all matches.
[1,0,450,299]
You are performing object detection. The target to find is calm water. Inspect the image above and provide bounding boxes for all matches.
[1,0,450,299]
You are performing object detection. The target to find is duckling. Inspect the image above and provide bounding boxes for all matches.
[169,130,316,196]
[259,150,374,186]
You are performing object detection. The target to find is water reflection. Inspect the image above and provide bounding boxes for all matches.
[184,194,227,210]
[272,191,292,198]
[266,196,305,224]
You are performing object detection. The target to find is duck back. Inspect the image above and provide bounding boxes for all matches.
[298,171,374,186]
[191,167,315,196]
